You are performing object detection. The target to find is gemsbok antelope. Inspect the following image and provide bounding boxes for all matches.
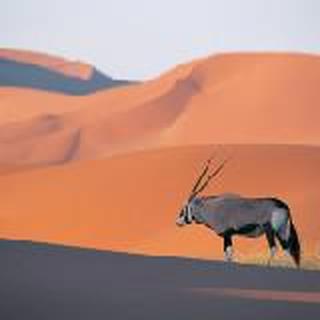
[176,156,301,267]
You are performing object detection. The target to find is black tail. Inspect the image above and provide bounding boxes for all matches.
[276,220,301,267]
[288,221,301,267]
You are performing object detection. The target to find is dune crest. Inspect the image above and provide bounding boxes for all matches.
[0,48,93,80]
[1,53,320,165]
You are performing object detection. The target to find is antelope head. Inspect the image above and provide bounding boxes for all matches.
[176,154,228,227]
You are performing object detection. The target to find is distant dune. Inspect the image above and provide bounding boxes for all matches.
[0,145,318,263]
[161,53,320,146]
[0,48,93,79]
[1,53,320,165]
[0,48,131,94]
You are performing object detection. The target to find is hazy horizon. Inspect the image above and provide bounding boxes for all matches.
[2,0,320,80]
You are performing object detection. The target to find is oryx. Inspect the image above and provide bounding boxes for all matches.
[176,156,301,267]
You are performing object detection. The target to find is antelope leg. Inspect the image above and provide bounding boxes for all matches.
[263,223,277,266]
[223,233,233,262]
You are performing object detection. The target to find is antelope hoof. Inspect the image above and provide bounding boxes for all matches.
[267,246,277,266]
[270,246,277,257]
[224,246,233,262]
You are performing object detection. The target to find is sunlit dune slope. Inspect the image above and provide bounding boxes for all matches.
[161,53,320,146]
[0,88,84,124]
[0,48,196,123]
[0,59,198,164]
[1,53,320,165]
[70,53,320,148]
[0,145,318,261]
[0,58,194,127]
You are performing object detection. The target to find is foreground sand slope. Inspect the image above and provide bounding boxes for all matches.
[0,145,318,261]
[1,53,320,165]
[1,240,319,320]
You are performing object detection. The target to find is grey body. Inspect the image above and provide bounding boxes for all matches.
[191,194,288,237]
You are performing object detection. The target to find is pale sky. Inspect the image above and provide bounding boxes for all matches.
[2,0,320,80]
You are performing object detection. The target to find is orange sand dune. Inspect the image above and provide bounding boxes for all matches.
[70,53,320,150]
[0,88,84,124]
[160,53,320,146]
[0,58,198,163]
[0,51,196,128]
[1,53,320,165]
[0,48,93,80]
[0,145,318,262]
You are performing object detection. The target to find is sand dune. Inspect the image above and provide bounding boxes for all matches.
[0,48,93,79]
[0,145,318,262]
[2,48,319,318]
[0,88,83,124]
[1,240,319,320]
[0,57,197,163]
[161,53,320,146]
[0,52,130,95]
[0,52,319,264]
[1,53,320,165]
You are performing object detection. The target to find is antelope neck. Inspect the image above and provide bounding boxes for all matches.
[189,199,205,224]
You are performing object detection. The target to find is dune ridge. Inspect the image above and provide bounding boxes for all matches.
[0,48,93,79]
[1,53,320,165]
[0,48,133,95]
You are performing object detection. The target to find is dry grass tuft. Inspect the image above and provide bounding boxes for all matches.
[236,251,320,271]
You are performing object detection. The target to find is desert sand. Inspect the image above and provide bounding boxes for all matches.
[1,240,319,320]
[1,53,320,165]
[0,145,318,264]
[0,48,93,79]
[1,50,320,318]
[0,51,319,263]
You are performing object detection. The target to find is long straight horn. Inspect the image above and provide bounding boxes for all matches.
[188,155,215,201]
[191,158,229,199]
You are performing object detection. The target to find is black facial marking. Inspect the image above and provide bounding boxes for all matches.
[185,207,192,224]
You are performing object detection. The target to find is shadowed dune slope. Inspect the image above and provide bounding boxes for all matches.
[0,49,131,95]
[0,48,94,79]
[0,145,318,261]
[1,53,320,165]
[0,57,194,125]
[1,239,320,320]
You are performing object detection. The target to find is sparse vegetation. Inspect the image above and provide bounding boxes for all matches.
[237,252,320,270]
